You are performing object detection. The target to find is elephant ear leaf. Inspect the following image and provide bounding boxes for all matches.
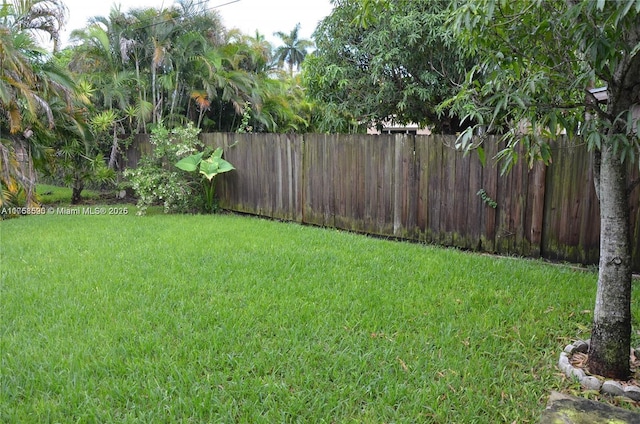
[199,149,235,181]
[199,158,220,181]
[216,158,235,174]
[212,147,224,160]
[175,152,204,172]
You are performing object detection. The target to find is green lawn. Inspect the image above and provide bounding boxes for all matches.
[36,184,101,205]
[1,212,637,422]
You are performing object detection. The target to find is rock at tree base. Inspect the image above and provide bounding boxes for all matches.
[540,391,640,423]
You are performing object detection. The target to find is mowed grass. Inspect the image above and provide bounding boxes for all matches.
[36,184,100,205]
[1,212,638,422]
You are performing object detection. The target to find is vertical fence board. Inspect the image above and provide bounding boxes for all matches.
[366,135,386,235]
[415,138,429,241]
[426,138,444,243]
[302,134,324,226]
[441,137,456,246]
[303,134,337,227]
[494,149,525,255]
[480,139,500,252]
[398,135,419,239]
[527,162,546,258]
[542,142,600,265]
[379,136,394,235]
[452,141,471,248]
[466,148,484,251]
[333,134,368,232]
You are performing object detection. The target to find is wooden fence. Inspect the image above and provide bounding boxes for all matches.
[125,133,640,271]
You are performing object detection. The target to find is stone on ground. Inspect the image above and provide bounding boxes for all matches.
[540,391,640,423]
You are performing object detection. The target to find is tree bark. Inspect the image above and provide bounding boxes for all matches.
[587,141,632,380]
[71,177,84,205]
[108,126,119,170]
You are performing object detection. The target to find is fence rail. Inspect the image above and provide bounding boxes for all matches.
[126,133,640,271]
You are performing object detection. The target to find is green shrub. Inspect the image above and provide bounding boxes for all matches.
[124,123,204,215]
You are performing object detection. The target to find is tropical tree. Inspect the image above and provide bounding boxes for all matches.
[134,1,225,127]
[189,38,274,132]
[68,21,139,167]
[3,0,66,51]
[99,6,154,133]
[68,1,228,133]
[64,1,316,136]
[273,23,313,75]
[0,0,70,208]
[138,7,178,125]
[443,0,640,379]
[304,0,474,134]
[227,29,275,75]
[69,21,134,109]
[41,97,114,204]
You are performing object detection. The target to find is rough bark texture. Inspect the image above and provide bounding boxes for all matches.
[71,181,84,205]
[587,142,632,380]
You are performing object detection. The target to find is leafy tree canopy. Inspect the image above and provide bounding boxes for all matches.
[303,0,474,133]
[65,2,314,135]
[444,0,640,172]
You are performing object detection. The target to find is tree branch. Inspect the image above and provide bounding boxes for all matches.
[584,89,615,121]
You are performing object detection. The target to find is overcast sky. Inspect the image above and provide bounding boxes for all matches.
[59,0,334,46]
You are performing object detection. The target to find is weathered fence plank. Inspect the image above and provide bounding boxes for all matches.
[466,142,485,251]
[126,132,640,271]
[528,161,547,258]
[332,134,363,232]
[303,134,333,227]
[125,134,153,170]
[396,135,420,239]
[420,137,443,244]
[542,142,601,265]
[480,140,500,252]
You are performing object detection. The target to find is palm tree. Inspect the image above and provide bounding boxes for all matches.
[193,44,257,131]
[68,22,138,170]
[70,24,135,109]
[68,2,231,133]
[142,8,178,124]
[3,0,67,52]
[273,23,313,75]
[0,0,71,209]
[146,2,225,126]
[227,29,274,75]
[163,30,206,125]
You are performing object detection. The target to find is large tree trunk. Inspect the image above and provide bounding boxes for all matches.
[587,141,632,380]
